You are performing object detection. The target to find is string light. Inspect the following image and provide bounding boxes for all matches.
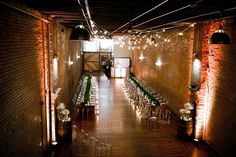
[178,32,184,36]
[116,22,195,50]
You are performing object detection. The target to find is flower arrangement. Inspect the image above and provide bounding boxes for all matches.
[179,102,194,121]
[56,103,71,122]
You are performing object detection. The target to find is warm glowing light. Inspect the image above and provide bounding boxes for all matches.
[69,60,74,65]
[139,54,144,60]
[91,21,95,27]
[193,58,201,70]
[155,60,162,67]
[193,58,201,81]
[53,58,58,83]
[46,94,50,143]
[76,25,84,29]
[178,32,184,36]
[77,55,80,59]
[51,101,56,143]
[191,23,195,27]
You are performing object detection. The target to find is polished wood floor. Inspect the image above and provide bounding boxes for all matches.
[49,74,218,157]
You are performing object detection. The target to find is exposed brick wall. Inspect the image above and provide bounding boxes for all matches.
[0,4,47,157]
[133,19,236,155]
[132,27,194,115]
[54,24,83,110]
[0,2,84,156]
[197,19,236,156]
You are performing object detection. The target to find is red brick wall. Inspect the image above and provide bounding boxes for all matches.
[0,4,46,156]
[132,27,194,115]
[197,19,236,156]
[133,19,236,156]
[0,2,83,156]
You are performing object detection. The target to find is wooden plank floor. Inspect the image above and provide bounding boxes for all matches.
[49,74,218,157]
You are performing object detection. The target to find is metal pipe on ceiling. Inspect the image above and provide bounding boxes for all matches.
[143,7,236,31]
[133,4,191,28]
[133,0,205,29]
[0,1,50,23]
[111,0,169,33]
[77,0,93,33]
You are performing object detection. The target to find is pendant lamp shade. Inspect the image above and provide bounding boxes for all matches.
[70,27,90,41]
[209,29,230,44]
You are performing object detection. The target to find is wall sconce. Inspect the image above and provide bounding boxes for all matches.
[209,28,230,44]
[70,25,90,41]
[69,61,74,65]
[77,55,81,59]
[139,54,144,60]
[155,60,162,67]
[67,60,73,66]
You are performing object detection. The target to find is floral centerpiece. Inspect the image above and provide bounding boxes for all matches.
[179,102,194,121]
[56,103,71,122]
[83,75,92,104]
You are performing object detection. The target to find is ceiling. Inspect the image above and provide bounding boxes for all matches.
[13,0,236,34]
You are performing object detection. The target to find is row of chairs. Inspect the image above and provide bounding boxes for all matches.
[123,77,171,130]
[72,76,85,105]
[72,125,112,156]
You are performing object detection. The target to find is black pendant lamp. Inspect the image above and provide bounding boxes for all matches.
[70,26,90,41]
[209,29,230,44]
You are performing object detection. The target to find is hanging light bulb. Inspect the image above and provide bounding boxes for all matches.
[178,32,184,36]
